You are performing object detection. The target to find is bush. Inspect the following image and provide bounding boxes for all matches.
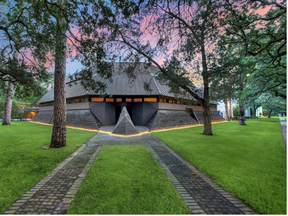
[233,105,239,117]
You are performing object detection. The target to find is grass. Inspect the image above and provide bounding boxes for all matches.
[0,121,95,214]
[247,116,280,123]
[153,120,286,214]
[67,145,190,214]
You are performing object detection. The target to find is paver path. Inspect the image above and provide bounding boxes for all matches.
[4,145,102,214]
[5,133,256,214]
[88,133,255,214]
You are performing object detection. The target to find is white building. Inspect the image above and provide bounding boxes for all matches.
[217,99,253,119]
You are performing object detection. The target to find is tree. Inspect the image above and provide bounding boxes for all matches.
[223,0,286,98]
[1,0,114,146]
[91,0,232,135]
[244,95,262,117]
[255,93,286,118]
[0,1,52,86]
[2,82,14,125]
[210,49,240,121]
[47,0,68,148]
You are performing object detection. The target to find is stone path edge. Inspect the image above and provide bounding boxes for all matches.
[150,135,257,215]
[4,144,88,214]
[53,145,103,214]
[148,146,206,214]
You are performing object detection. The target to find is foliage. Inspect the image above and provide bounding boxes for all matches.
[153,120,286,214]
[233,104,239,117]
[257,93,286,117]
[67,145,190,214]
[0,121,95,213]
[0,1,52,90]
[90,0,235,135]
[222,0,286,99]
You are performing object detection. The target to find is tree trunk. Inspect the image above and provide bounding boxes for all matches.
[268,110,272,118]
[238,73,246,125]
[224,99,229,121]
[202,99,213,135]
[201,42,213,135]
[229,99,233,119]
[50,4,67,148]
[2,82,14,125]
[252,105,257,117]
[238,103,246,125]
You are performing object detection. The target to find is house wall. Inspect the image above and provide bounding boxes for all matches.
[132,103,158,126]
[39,102,90,111]
[37,101,217,126]
[90,102,115,125]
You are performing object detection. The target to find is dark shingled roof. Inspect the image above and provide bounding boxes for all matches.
[38,62,198,103]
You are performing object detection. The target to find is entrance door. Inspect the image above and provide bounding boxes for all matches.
[115,105,133,124]
[115,105,122,124]
[126,105,132,119]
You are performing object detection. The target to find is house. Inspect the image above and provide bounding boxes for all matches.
[217,99,252,119]
[33,63,224,134]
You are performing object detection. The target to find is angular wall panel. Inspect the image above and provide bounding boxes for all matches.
[146,110,199,131]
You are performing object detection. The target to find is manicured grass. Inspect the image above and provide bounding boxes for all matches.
[0,122,95,213]
[247,116,280,123]
[67,145,190,214]
[153,121,286,214]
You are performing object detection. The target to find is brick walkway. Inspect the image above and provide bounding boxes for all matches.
[5,132,256,214]
[4,145,102,214]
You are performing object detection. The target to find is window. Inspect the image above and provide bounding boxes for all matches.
[134,98,142,103]
[126,98,132,103]
[177,100,181,104]
[159,98,164,102]
[116,98,122,103]
[106,98,114,102]
[168,99,173,103]
[91,97,104,102]
[144,98,157,102]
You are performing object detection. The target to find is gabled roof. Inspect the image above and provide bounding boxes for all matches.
[38,62,197,103]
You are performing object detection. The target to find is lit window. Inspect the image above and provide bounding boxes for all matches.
[169,99,173,103]
[91,97,104,102]
[159,98,164,102]
[144,98,157,102]
[106,98,114,102]
[116,98,122,103]
[134,98,142,103]
[177,100,181,104]
[126,98,132,103]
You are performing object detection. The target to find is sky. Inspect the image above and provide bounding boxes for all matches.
[63,5,271,76]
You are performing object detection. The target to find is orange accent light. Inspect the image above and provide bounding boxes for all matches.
[134,98,142,103]
[91,97,104,102]
[144,98,157,102]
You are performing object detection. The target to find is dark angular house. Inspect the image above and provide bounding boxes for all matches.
[33,63,224,134]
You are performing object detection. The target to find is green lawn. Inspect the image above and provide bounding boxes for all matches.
[247,116,280,123]
[0,121,95,214]
[67,145,190,214]
[153,120,286,214]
